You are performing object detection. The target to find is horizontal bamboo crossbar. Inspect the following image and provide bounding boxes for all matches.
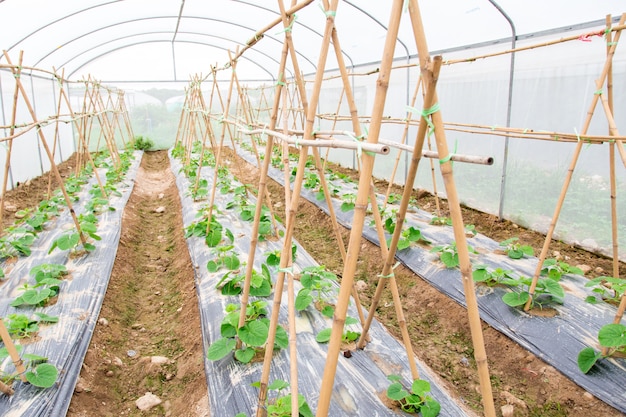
[240,128,390,155]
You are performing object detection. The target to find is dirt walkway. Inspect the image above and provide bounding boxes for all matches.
[67,151,208,417]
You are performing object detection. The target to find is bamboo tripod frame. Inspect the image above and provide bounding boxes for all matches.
[169,4,624,417]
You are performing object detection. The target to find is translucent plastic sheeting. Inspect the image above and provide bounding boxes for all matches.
[169,155,474,417]
[0,152,141,416]
[235,145,626,414]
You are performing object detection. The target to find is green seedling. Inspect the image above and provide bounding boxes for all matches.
[578,323,626,374]
[295,266,338,317]
[499,237,534,259]
[265,244,297,267]
[472,265,518,287]
[541,258,583,280]
[49,213,100,254]
[501,276,565,308]
[386,375,441,417]
[388,226,432,251]
[240,379,314,417]
[207,245,241,272]
[314,316,361,344]
[585,276,626,304]
[340,193,356,212]
[4,312,58,338]
[132,135,154,151]
[430,242,476,269]
[188,178,209,201]
[429,216,452,226]
[0,226,36,258]
[184,216,234,248]
[0,345,59,389]
[303,171,320,189]
[11,264,67,308]
[207,301,288,364]
[215,264,273,297]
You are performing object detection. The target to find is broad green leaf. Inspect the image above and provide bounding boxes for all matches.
[55,233,80,251]
[206,228,222,247]
[340,202,354,212]
[21,288,52,305]
[33,312,59,323]
[238,320,269,347]
[25,363,58,388]
[321,305,334,318]
[315,328,332,343]
[266,252,280,266]
[598,323,626,348]
[507,249,524,259]
[274,326,289,349]
[397,238,411,251]
[542,278,565,300]
[220,322,237,338]
[235,347,256,363]
[295,289,313,311]
[502,291,530,307]
[207,337,236,361]
[421,397,442,417]
[411,379,431,396]
[268,379,289,391]
[258,221,271,237]
[440,252,459,268]
[206,260,220,273]
[585,296,599,304]
[577,347,602,374]
[345,316,359,326]
[472,269,489,282]
[386,382,409,401]
[250,278,271,297]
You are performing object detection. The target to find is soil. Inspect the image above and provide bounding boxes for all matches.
[2,149,624,417]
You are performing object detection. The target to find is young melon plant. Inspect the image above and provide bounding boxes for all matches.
[472,265,518,287]
[386,375,441,417]
[265,244,297,267]
[499,237,534,259]
[206,245,241,273]
[501,276,565,309]
[215,264,272,297]
[314,316,361,345]
[295,265,338,318]
[578,323,626,374]
[585,276,626,305]
[207,301,288,364]
[234,379,314,417]
[541,258,584,280]
[430,242,477,269]
[0,345,58,389]
[4,312,58,338]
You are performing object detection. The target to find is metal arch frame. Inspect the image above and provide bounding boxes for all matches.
[66,39,279,82]
[30,15,318,80]
[46,30,296,81]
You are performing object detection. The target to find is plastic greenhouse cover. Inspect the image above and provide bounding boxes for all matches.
[169,155,474,416]
[0,152,141,416]
[0,0,623,83]
[234,145,626,414]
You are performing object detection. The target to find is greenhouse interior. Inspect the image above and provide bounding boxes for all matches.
[0,0,625,416]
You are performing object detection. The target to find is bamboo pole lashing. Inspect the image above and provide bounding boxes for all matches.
[3,51,88,248]
[0,51,22,231]
[523,14,625,311]
[316,0,404,415]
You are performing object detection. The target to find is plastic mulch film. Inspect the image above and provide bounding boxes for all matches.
[170,154,474,417]
[235,146,626,414]
[0,151,141,416]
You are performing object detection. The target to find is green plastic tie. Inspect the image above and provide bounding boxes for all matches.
[439,140,458,165]
[403,0,409,13]
[276,72,286,87]
[607,41,618,46]
[279,266,294,275]
[594,89,603,95]
[276,14,297,34]
[378,262,401,278]
[319,2,336,17]
[346,131,364,158]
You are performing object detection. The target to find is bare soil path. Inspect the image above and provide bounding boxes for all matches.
[67,151,208,417]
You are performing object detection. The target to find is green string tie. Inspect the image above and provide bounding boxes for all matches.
[319,2,336,17]
[439,140,458,165]
[276,72,286,87]
[574,127,591,149]
[279,266,294,275]
[403,0,410,13]
[346,132,364,158]
[276,14,297,34]
[594,89,603,95]
[378,262,401,278]
[607,41,618,46]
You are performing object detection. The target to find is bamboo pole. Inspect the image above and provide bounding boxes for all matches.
[524,14,625,311]
[257,2,340,415]
[0,318,26,383]
[0,51,22,231]
[3,51,88,248]
[316,1,404,415]
[254,37,292,417]
[412,2,498,414]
